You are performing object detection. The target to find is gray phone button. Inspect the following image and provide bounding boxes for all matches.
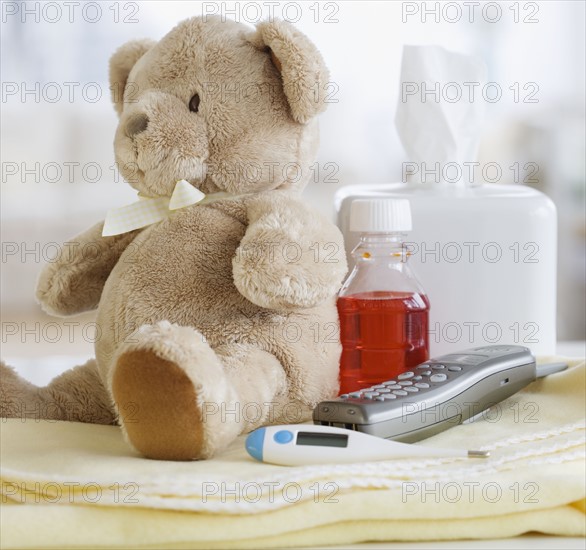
[399,381,413,386]
[404,386,419,392]
[415,382,430,389]
[392,390,408,396]
[363,392,379,399]
[430,373,448,383]
[398,372,415,380]
[448,366,462,372]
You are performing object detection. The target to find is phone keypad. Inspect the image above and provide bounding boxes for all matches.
[339,361,467,402]
[375,394,396,401]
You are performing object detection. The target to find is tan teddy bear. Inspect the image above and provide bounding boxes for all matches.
[0,16,347,460]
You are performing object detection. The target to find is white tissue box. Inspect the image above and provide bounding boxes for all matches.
[336,183,557,357]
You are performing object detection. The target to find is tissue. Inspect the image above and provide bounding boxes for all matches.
[334,45,557,356]
[394,45,488,185]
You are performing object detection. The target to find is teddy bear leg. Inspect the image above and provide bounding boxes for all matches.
[0,361,40,419]
[210,343,289,433]
[0,359,116,424]
[110,322,287,460]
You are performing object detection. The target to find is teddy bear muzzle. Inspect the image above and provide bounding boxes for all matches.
[114,91,211,196]
[124,113,149,138]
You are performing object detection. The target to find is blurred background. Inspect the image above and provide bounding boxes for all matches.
[1,1,585,378]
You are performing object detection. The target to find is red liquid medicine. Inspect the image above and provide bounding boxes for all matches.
[337,198,430,395]
[337,291,430,394]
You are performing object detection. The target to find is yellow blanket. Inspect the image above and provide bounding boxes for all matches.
[1,357,585,549]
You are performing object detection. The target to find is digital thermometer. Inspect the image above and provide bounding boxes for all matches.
[245,424,488,466]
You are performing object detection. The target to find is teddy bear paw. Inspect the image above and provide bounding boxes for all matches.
[111,322,240,460]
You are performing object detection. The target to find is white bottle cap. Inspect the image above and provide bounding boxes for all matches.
[349,199,412,232]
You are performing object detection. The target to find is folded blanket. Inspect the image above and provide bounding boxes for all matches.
[1,356,584,549]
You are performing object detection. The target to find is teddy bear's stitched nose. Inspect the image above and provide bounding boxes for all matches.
[125,114,149,138]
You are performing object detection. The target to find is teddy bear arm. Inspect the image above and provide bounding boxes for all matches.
[36,222,140,317]
[233,195,348,310]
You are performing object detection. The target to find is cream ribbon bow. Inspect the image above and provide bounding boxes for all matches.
[102,180,221,237]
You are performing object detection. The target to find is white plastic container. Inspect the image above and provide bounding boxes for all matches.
[335,183,557,356]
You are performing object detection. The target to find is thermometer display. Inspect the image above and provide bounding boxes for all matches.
[296,432,348,447]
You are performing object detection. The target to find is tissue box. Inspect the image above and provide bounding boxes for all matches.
[336,183,557,357]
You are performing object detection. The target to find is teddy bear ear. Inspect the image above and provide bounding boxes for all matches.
[249,19,330,124]
[109,39,156,116]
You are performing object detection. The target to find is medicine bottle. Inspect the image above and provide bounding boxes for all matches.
[337,199,430,395]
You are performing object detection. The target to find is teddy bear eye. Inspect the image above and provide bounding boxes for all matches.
[189,94,200,113]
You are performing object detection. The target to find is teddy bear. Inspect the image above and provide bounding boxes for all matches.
[0,15,347,460]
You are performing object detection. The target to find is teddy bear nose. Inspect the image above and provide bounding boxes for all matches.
[125,113,149,138]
